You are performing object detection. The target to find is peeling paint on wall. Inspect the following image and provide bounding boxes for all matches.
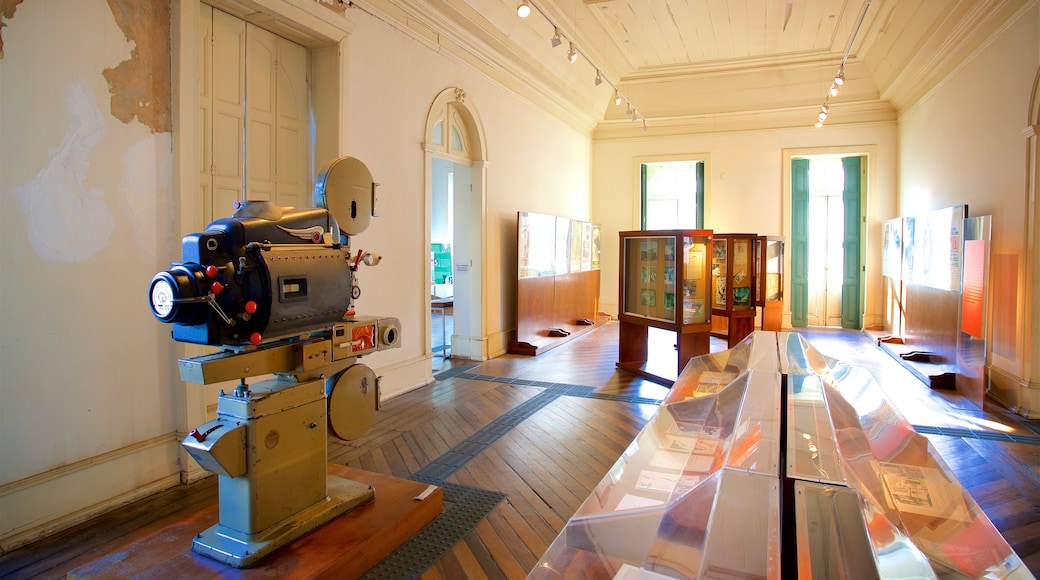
[0,0,25,58]
[13,79,115,262]
[102,0,171,133]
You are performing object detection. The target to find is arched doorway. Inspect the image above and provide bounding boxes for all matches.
[424,88,488,362]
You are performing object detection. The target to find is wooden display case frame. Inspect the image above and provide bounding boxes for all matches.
[617,229,713,385]
[710,233,758,347]
[755,235,784,331]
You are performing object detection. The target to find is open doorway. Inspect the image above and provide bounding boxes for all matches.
[806,157,846,327]
[424,88,486,365]
[790,155,864,329]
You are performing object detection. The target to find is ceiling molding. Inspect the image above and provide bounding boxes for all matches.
[593,99,897,140]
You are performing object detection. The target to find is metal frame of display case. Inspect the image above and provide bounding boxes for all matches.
[532,332,1030,579]
[617,229,713,386]
[755,235,785,331]
[711,233,759,347]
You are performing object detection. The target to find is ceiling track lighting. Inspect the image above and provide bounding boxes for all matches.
[515,0,647,132]
[814,0,871,127]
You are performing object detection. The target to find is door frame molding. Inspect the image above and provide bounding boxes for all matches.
[782,145,878,329]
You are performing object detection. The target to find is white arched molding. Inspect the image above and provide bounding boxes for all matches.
[424,87,487,163]
[423,88,491,359]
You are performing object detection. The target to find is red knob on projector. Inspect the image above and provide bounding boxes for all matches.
[249,332,262,345]
[244,301,258,314]
[205,265,219,278]
[210,281,224,295]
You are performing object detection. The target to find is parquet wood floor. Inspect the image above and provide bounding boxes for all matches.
[2,323,1039,578]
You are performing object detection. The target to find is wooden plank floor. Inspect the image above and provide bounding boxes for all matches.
[2,323,1040,578]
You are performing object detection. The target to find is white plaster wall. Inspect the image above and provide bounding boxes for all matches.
[0,0,180,543]
[897,4,1039,402]
[592,124,899,328]
[899,6,1037,259]
[344,9,592,369]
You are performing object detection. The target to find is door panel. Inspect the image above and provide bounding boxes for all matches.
[841,156,863,329]
[246,25,277,201]
[202,6,310,220]
[790,158,809,327]
[276,37,308,209]
[210,8,246,219]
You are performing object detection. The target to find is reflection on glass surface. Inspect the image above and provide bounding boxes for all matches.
[531,333,1029,579]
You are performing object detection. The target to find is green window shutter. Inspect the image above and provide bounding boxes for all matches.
[841,156,863,329]
[695,161,705,229]
[791,158,809,327]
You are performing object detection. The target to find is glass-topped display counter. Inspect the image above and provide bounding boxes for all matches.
[534,332,1029,578]
[617,230,713,385]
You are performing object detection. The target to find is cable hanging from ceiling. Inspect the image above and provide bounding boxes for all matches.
[517,0,646,131]
[815,0,871,128]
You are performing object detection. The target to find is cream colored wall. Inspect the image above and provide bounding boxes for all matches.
[0,0,594,550]
[343,9,592,367]
[896,4,1040,412]
[0,0,181,548]
[592,125,898,329]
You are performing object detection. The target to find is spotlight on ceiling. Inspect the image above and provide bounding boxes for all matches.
[834,68,845,86]
[551,27,561,47]
[567,43,578,63]
[517,0,531,17]
[614,91,622,106]
[594,70,603,86]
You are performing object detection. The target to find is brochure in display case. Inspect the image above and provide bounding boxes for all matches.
[532,332,1029,579]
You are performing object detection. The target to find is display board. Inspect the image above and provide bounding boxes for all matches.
[512,212,605,356]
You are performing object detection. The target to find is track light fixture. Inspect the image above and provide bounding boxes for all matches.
[514,0,646,131]
[814,0,871,127]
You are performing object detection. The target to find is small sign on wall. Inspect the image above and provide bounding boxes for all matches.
[455,264,469,272]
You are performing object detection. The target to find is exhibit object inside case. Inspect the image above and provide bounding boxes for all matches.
[533,331,1029,579]
[617,230,713,385]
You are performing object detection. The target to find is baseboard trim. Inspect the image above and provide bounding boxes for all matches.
[1,433,182,553]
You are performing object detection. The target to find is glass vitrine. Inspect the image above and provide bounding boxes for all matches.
[710,233,758,346]
[755,236,784,331]
[533,332,1030,579]
[618,230,713,385]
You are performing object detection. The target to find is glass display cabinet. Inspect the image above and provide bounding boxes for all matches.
[755,236,784,331]
[532,332,1029,579]
[711,233,758,347]
[617,230,713,385]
